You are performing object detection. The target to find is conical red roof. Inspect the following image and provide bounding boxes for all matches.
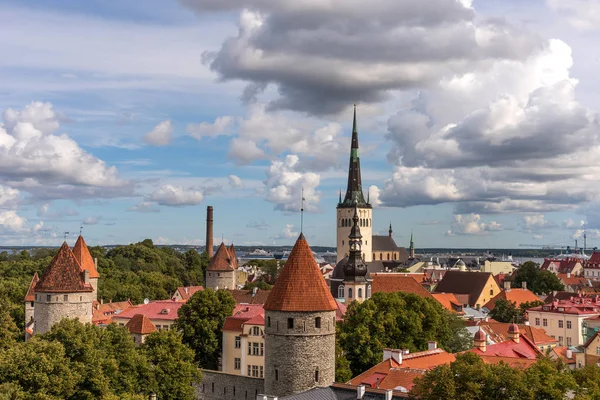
[126,314,157,335]
[264,233,337,312]
[207,243,235,271]
[73,236,99,279]
[35,242,93,293]
[24,272,39,302]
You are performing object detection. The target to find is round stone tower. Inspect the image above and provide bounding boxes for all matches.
[205,242,237,290]
[263,233,338,397]
[34,242,94,335]
[337,105,372,263]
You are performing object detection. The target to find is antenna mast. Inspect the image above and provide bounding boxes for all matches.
[63,231,69,241]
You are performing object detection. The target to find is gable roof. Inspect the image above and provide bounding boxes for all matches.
[467,333,542,359]
[434,271,495,306]
[431,293,463,313]
[24,272,39,302]
[371,273,433,299]
[372,236,399,252]
[72,235,100,279]
[228,244,238,268]
[126,314,157,335]
[483,289,541,311]
[207,243,236,271]
[583,331,600,349]
[174,286,204,301]
[115,300,185,321]
[264,233,337,312]
[35,242,93,293]
[479,321,557,346]
[228,288,271,305]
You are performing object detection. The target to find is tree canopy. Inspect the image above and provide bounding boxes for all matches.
[174,288,236,369]
[512,261,564,295]
[337,292,472,375]
[489,299,544,324]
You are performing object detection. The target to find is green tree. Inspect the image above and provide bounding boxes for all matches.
[143,330,200,400]
[523,357,577,400]
[338,292,472,375]
[335,325,353,383]
[489,298,522,323]
[0,309,20,349]
[242,280,273,290]
[573,364,600,399]
[512,261,564,295]
[174,288,236,369]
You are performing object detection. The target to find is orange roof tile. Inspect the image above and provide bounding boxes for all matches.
[477,355,537,368]
[126,314,157,335]
[92,300,133,324]
[264,233,337,312]
[431,293,463,313]
[175,286,204,301]
[551,346,576,364]
[115,300,185,321]
[72,236,100,279]
[479,322,557,346]
[24,273,39,302]
[228,244,238,268]
[207,243,236,271]
[229,289,271,305]
[371,273,433,299]
[483,289,541,311]
[35,242,93,293]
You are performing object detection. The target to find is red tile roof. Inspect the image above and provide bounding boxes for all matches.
[431,293,463,313]
[557,273,588,287]
[528,297,600,315]
[229,289,271,305]
[174,286,204,301]
[72,235,99,279]
[35,242,93,293]
[264,233,337,312]
[126,314,157,335]
[92,300,133,324]
[478,322,557,346]
[228,244,238,268]
[335,300,347,322]
[115,300,185,321]
[551,346,576,365]
[541,258,582,274]
[24,273,39,302]
[477,355,538,368]
[207,243,236,271]
[371,274,433,299]
[223,304,265,332]
[467,333,542,359]
[483,289,541,311]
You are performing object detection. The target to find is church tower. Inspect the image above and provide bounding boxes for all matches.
[409,231,415,259]
[337,105,372,263]
[263,233,337,397]
[342,207,370,303]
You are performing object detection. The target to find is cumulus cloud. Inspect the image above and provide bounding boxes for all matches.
[547,0,600,31]
[264,155,320,212]
[83,216,101,225]
[183,0,543,114]
[564,218,585,228]
[271,224,298,240]
[0,102,131,201]
[0,185,20,209]
[128,201,160,213]
[0,211,27,233]
[149,184,205,206]
[446,214,502,236]
[187,116,234,139]
[523,214,556,232]
[144,120,173,146]
[228,174,243,188]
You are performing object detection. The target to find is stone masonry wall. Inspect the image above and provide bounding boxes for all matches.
[24,301,34,326]
[34,290,94,335]
[196,370,264,400]
[205,271,236,291]
[264,310,336,397]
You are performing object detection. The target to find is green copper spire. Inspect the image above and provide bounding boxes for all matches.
[352,103,357,134]
[339,104,369,208]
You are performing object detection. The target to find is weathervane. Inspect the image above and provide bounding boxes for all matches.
[63,231,69,241]
[300,186,305,233]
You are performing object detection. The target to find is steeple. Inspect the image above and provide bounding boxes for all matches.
[339,105,370,208]
[409,230,415,258]
[389,223,393,238]
[343,206,368,283]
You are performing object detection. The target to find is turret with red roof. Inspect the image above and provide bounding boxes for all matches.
[72,235,100,300]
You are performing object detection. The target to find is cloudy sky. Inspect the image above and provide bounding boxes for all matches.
[2,0,600,248]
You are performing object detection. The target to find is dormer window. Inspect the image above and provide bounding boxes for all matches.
[160,309,169,314]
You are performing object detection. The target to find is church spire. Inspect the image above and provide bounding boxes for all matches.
[340,105,369,208]
[409,230,415,258]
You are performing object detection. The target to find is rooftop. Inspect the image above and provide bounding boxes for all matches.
[207,242,236,271]
[174,286,204,301]
[115,299,185,321]
[72,235,100,279]
[371,273,433,299]
[434,270,495,306]
[126,314,157,335]
[35,242,93,293]
[24,272,39,302]
[483,288,541,311]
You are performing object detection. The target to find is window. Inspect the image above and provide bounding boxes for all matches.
[288,318,294,329]
[252,365,259,377]
[373,253,376,260]
[80,296,82,301]
[315,317,321,329]
[267,316,271,327]
[559,320,564,328]
[260,366,264,378]
[380,253,383,260]
[559,336,563,346]
[338,285,345,298]
[63,295,68,301]
[275,368,279,381]
[212,382,214,393]
[358,288,363,298]
[367,285,371,298]
[535,318,540,326]
[46,294,51,302]
[490,289,494,296]
[248,342,252,355]
[387,253,390,260]
[567,321,572,329]
[567,337,572,346]
[251,343,259,356]
[30,301,33,307]
[315,368,319,382]
[234,358,241,370]
[235,336,241,348]
[252,326,260,336]
[596,347,600,356]
[543,319,548,327]
[248,366,251,376]
[348,288,353,298]
[260,342,264,356]
[156,325,161,330]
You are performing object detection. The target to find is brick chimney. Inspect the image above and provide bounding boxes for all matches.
[206,206,214,258]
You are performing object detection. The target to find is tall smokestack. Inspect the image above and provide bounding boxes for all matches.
[206,206,214,258]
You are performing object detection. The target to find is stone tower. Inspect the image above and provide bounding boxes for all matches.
[342,207,370,304]
[337,105,372,263]
[73,235,100,300]
[24,272,39,339]
[263,233,337,397]
[34,242,94,335]
[205,242,237,290]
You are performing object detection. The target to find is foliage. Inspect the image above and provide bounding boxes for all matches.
[174,288,236,369]
[143,330,200,400]
[0,309,20,350]
[248,259,280,284]
[242,280,273,290]
[338,292,472,375]
[334,325,353,383]
[512,261,564,295]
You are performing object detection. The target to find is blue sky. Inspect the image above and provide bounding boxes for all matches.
[1,0,600,248]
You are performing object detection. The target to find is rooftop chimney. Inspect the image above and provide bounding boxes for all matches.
[428,341,437,350]
[385,389,393,400]
[206,206,214,258]
[522,281,527,290]
[392,350,402,364]
[567,272,571,279]
[566,349,573,359]
[504,281,511,291]
[357,385,366,399]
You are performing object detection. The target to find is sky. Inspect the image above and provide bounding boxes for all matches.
[2,0,600,249]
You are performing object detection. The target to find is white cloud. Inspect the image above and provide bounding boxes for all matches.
[83,216,101,225]
[547,0,600,31]
[533,234,544,240]
[447,214,502,236]
[264,155,321,212]
[128,201,160,213]
[368,185,382,208]
[564,218,585,228]
[0,185,20,208]
[523,214,556,231]
[144,120,173,146]
[149,184,205,206]
[271,224,298,240]
[0,211,27,233]
[187,116,234,139]
[228,174,243,188]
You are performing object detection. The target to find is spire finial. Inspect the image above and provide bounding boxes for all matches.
[79,225,83,236]
[300,186,305,233]
[352,103,357,134]
[389,223,393,238]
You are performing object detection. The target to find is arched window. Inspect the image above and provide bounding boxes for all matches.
[367,285,372,298]
[358,288,363,298]
[315,368,319,382]
[267,316,271,327]
[380,253,383,260]
[373,253,376,260]
[387,253,390,260]
[338,285,345,298]
[348,288,353,298]
[394,253,397,260]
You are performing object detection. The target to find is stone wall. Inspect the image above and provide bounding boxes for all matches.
[196,370,264,400]
[24,301,34,327]
[34,290,94,335]
[206,271,236,291]
[264,310,336,397]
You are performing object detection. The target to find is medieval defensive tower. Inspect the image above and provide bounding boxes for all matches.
[263,233,337,397]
